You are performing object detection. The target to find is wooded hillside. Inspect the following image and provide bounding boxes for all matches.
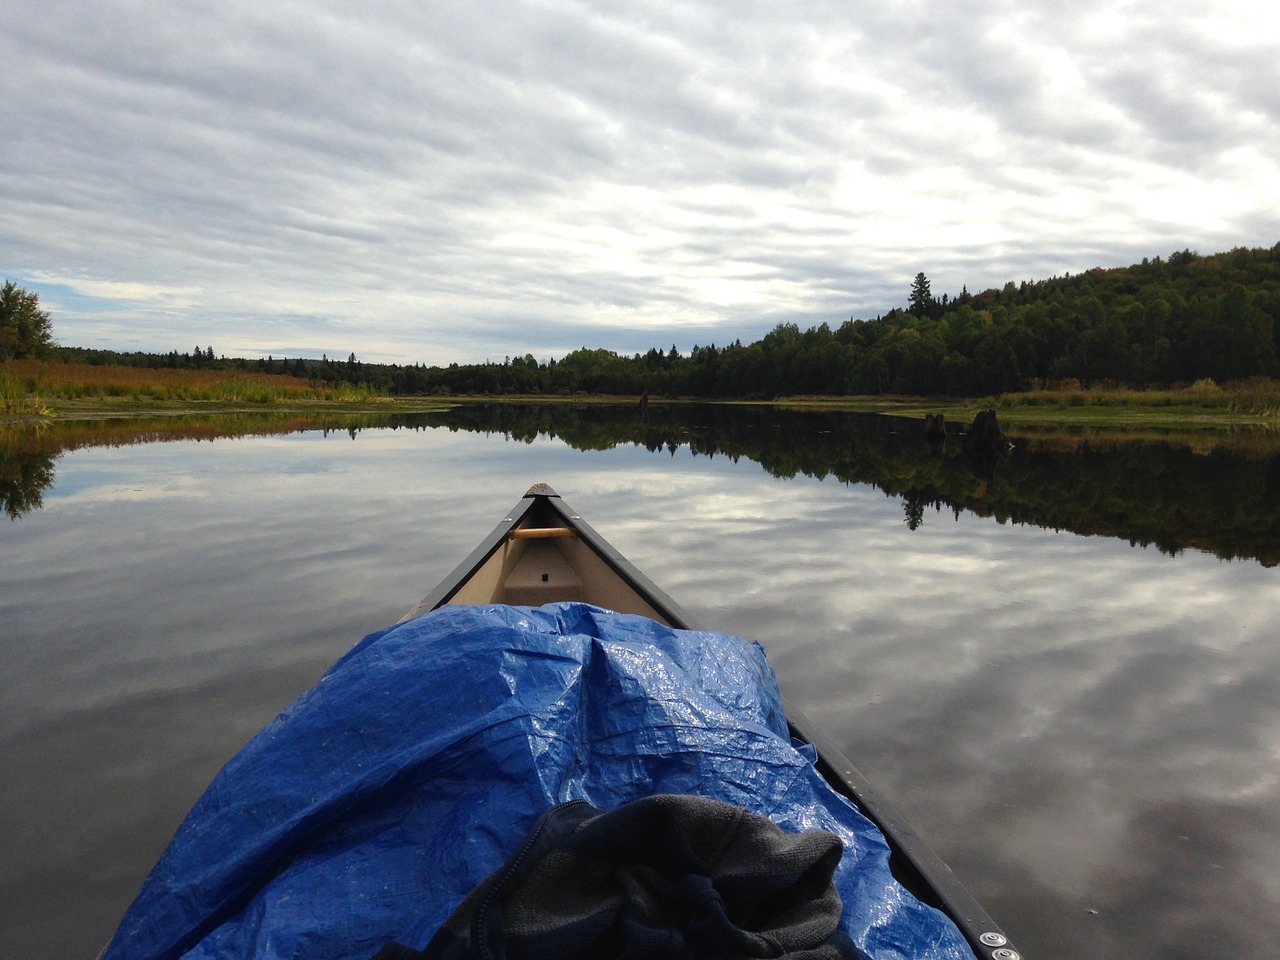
[48,243,1280,398]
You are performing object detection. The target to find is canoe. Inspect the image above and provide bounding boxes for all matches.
[405,483,1022,960]
[102,483,1022,960]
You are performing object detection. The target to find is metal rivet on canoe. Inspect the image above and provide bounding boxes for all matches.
[979,933,1007,947]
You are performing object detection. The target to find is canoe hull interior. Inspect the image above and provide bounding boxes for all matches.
[402,484,689,627]
[445,524,674,621]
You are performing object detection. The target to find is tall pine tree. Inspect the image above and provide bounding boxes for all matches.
[908,272,932,317]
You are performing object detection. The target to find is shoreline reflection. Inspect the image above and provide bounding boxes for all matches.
[4,405,1279,567]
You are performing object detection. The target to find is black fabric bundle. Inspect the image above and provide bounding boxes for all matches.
[377,794,862,960]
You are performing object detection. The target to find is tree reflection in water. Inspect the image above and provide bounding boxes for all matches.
[3,404,1279,565]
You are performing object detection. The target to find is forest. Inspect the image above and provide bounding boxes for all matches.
[42,243,1280,399]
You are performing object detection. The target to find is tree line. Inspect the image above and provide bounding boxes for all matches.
[11,241,1280,397]
[376,243,1280,397]
[520,243,1280,398]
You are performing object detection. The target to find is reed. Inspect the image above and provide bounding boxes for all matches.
[1,359,386,408]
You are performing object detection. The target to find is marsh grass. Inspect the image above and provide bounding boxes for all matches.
[1001,378,1280,417]
[0,367,53,417]
[1,359,385,412]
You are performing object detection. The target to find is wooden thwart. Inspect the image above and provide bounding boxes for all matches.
[509,526,577,540]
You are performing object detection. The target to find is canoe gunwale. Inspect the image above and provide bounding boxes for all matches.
[398,493,538,622]
[406,484,1021,960]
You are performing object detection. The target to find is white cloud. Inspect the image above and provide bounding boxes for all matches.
[2,0,1278,363]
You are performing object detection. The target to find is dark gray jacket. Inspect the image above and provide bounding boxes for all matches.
[377,794,862,959]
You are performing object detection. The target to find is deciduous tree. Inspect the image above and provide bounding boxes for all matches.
[0,281,54,359]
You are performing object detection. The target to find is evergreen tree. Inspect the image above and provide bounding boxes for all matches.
[909,273,932,317]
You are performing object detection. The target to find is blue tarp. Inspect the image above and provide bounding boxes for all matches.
[103,603,974,960]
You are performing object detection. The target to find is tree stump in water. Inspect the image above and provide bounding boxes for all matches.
[963,409,1009,453]
[962,410,1012,478]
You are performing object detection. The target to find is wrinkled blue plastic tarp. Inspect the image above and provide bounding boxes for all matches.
[103,603,974,960]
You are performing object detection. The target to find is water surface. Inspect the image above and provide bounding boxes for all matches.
[2,406,1278,959]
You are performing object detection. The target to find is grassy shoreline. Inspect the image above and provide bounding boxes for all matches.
[5,359,1279,431]
[7,394,456,421]
[763,379,1280,430]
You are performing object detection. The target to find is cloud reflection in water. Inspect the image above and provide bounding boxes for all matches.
[1,420,1278,959]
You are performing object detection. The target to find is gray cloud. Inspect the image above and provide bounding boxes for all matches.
[2,0,1278,363]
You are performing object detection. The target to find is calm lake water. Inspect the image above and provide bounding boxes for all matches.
[2,404,1279,959]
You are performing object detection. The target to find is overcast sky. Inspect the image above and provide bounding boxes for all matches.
[3,0,1279,365]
